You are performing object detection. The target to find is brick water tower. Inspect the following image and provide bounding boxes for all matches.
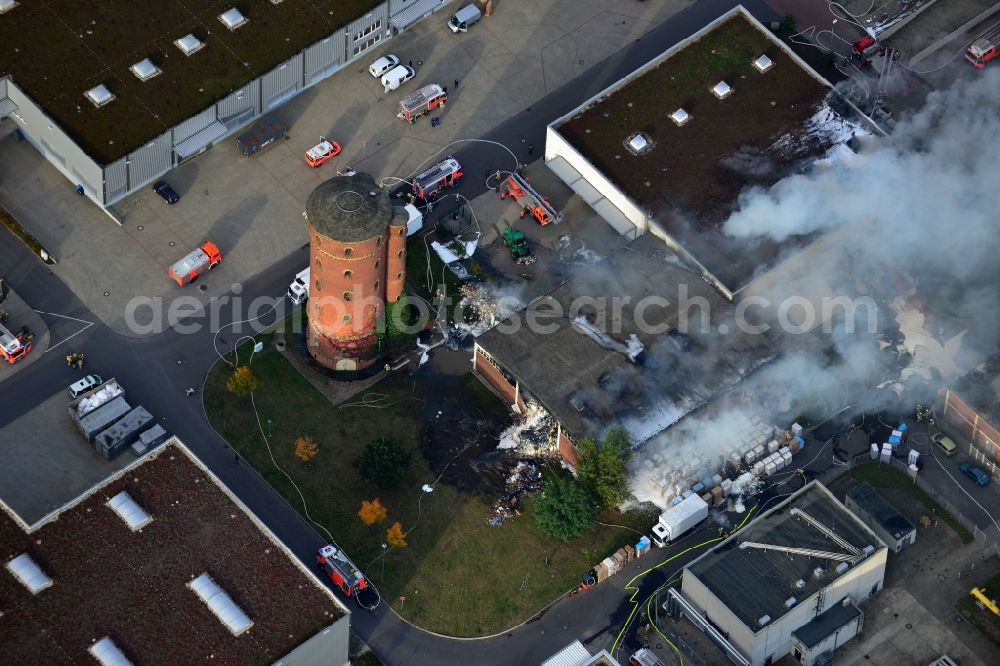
[304,173,407,371]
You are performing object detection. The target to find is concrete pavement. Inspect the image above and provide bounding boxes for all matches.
[0,285,48,381]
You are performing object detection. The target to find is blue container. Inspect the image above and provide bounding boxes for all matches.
[702,477,715,489]
[671,496,683,506]
[897,423,908,431]
[692,482,705,494]
[888,435,901,445]
[682,490,693,499]
[697,467,709,479]
[795,434,805,447]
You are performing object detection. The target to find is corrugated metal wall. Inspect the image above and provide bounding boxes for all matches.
[127,131,173,189]
[3,80,104,202]
[104,157,128,202]
[172,106,217,143]
[304,36,344,87]
[217,80,259,128]
[0,77,7,98]
[261,53,303,110]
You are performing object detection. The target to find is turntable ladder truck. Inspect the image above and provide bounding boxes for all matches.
[500,172,563,225]
[966,25,1000,68]
[316,544,368,597]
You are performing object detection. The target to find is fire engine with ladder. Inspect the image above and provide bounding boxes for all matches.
[396,84,448,123]
[316,544,368,597]
[966,24,1000,68]
[0,322,32,364]
[499,172,563,225]
[411,157,463,199]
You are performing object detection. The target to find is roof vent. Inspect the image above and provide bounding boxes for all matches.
[269,0,284,4]
[835,562,850,574]
[6,553,53,594]
[0,0,19,15]
[107,491,153,531]
[711,81,733,99]
[85,84,115,108]
[219,8,248,31]
[758,614,771,627]
[813,566,824,578]
[174,34,205,56]
[753,55,774,73]
[626,132,652,155]
[794,578,805,589]
[129,58,161,82]
[89,637,133,666]
[785,596,797,608]
[189,573,253,635]
[669,108,690,126]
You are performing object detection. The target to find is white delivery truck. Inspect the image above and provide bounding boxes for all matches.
[651,494,709,547]
[403,203,424,236]
[287,267,310,306]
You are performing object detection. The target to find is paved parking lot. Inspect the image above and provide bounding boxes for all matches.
[0,0,691,336]
[0,390,142,526]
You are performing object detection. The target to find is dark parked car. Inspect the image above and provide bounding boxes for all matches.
[153,181,180,204]
[960,461,990,486]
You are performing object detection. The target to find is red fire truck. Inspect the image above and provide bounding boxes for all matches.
[396,84,448,123]
[411,157,463,199]
[965,25,1000,68]
[316,544,368,597]
[168,241,222,286]
[0,322,32,364]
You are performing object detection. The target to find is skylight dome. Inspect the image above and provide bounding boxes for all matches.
[174,34,204,56]
[85,84,115,108]
[711,81,733,99]
[219,8,248,31]
[753,55,774,72]
[130,58,161,82]
[669,108,690,126]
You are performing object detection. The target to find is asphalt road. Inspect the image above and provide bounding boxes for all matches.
[0,1,784,663]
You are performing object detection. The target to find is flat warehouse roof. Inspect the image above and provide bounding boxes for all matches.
[0,440,345,664]
[0,0,382,163]
[951,353,1000,430]
[686,482,882,631]
[556,10,865,292]
[476,234,775,445]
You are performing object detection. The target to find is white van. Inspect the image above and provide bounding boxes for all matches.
[381,64,415,92]
[448,4,482,33]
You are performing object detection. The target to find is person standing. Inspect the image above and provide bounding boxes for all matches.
[527,143,534,156]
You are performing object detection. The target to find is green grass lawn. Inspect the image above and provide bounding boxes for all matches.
[205,327,656,636]
[850,464,974,543]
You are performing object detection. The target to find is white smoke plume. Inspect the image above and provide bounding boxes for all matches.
[724,69,1000,287]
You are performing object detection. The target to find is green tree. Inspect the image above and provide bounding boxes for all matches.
[354,438,412,489]
[534,475,597,541]
[576,427,632,508]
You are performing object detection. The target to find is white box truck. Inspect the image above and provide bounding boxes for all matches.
[651,494,709,547]
[287,267,310,305]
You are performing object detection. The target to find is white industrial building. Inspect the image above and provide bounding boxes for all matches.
[0,0,454,217]
[671,481,888,666]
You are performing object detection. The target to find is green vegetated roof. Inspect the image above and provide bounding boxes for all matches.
[0,0,382,163]
[558,13,829,223]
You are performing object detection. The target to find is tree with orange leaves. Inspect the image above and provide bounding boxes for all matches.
[386,521,407,548]
[358,499,388,527]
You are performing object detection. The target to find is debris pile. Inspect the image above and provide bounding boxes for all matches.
[488,461,542,526]
[457,283,523,336]
[497,402,556,454]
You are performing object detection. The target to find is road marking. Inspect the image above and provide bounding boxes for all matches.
[33,310,95,354]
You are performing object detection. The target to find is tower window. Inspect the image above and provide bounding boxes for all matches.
[345,247,353,257]
[315,280,322,292]
[374,280,380,289]
[399,227,405,236]
[396,272,403,279]
[343,291,352,302]
[342,314,352,323]
[344,270,353,279]
[315,258,322,270]
[397,250,404,258]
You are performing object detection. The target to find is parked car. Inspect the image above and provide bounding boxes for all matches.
[153,181,180,204]
[304,138,342,167]
[381,64,415,92]
[931,432,958,457]
[960,461,990,486]
[369,54,400,78]
[68,374,103,399]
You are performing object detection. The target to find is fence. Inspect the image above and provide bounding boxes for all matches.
[822,454,1000,557]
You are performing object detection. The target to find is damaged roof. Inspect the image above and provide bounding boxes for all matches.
[950,353,1000,432]
[0,439,346,664]
[555,9,867,294]
[475,234,775,445]
[685,481,885,631]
